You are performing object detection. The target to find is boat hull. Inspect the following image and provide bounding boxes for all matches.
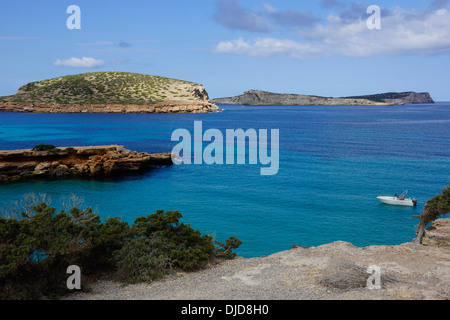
[377,196,417,207]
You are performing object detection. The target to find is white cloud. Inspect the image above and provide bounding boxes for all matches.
[213,4,450,59]
[263,3,277,14]
[213,37,324,59]
[53,57,104,68]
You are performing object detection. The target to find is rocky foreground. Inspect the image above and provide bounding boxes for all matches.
[67,218,450,300]
[212,90,435,106]
[0,145,173,183]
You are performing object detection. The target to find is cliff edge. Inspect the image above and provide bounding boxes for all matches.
[67,218,450,300]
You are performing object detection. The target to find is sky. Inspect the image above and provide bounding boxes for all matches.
[1,0,450,100]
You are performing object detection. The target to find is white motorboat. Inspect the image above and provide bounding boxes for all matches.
[377,190,418,207]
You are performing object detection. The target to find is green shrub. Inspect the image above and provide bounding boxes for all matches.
[115,235,175,284]
[32,144,56,152]
[415,184,450,243]
[214,236,243,260]
[0,202,105,299]
[132,210,216,270]
[0,200,242,299]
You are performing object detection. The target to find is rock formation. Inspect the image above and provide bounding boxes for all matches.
[344,91,435,105]
[212,90,434,106]
[0,145,173,183]
[0,102,221,114]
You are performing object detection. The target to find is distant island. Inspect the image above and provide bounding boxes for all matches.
[0,72,221,114]
[211,90,435,106]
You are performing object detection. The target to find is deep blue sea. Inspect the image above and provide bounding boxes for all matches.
[1,103,449,258]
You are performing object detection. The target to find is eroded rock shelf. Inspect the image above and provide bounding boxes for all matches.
[0,145,173,183]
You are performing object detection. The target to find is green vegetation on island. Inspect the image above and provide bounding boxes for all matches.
[31,144,57,152]
[0,72,208,106]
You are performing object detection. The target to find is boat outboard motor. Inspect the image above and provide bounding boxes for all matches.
[412,199,418,206]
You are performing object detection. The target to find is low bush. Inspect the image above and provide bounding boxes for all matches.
[115,235,175,284]
[65,147,76,154]
[0,199,241,299]
[32,144,57,152]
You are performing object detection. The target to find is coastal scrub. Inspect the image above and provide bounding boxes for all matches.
[0,196,241,299]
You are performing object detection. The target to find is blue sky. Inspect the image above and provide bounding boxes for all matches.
[1,0,450,100]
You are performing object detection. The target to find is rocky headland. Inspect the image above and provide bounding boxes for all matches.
[212,90,435,106]
[344,91,435,105]
[0,72,221,114]
[67,218,450,300]
[0,145,173,183]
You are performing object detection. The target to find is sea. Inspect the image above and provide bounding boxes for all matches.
[0,103,449,258]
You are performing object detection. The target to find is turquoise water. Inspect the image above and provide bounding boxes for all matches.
[0,103,449,257]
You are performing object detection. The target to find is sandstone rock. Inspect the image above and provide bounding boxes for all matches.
[0,102,222,114]
[0,145,173,183]
[33,162,52,175]
[212,90,434,106]
[54,164,70,176]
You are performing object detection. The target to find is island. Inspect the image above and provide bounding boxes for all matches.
[211,90,435,106]
[0,72,221,114]
[0,145,173,183]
